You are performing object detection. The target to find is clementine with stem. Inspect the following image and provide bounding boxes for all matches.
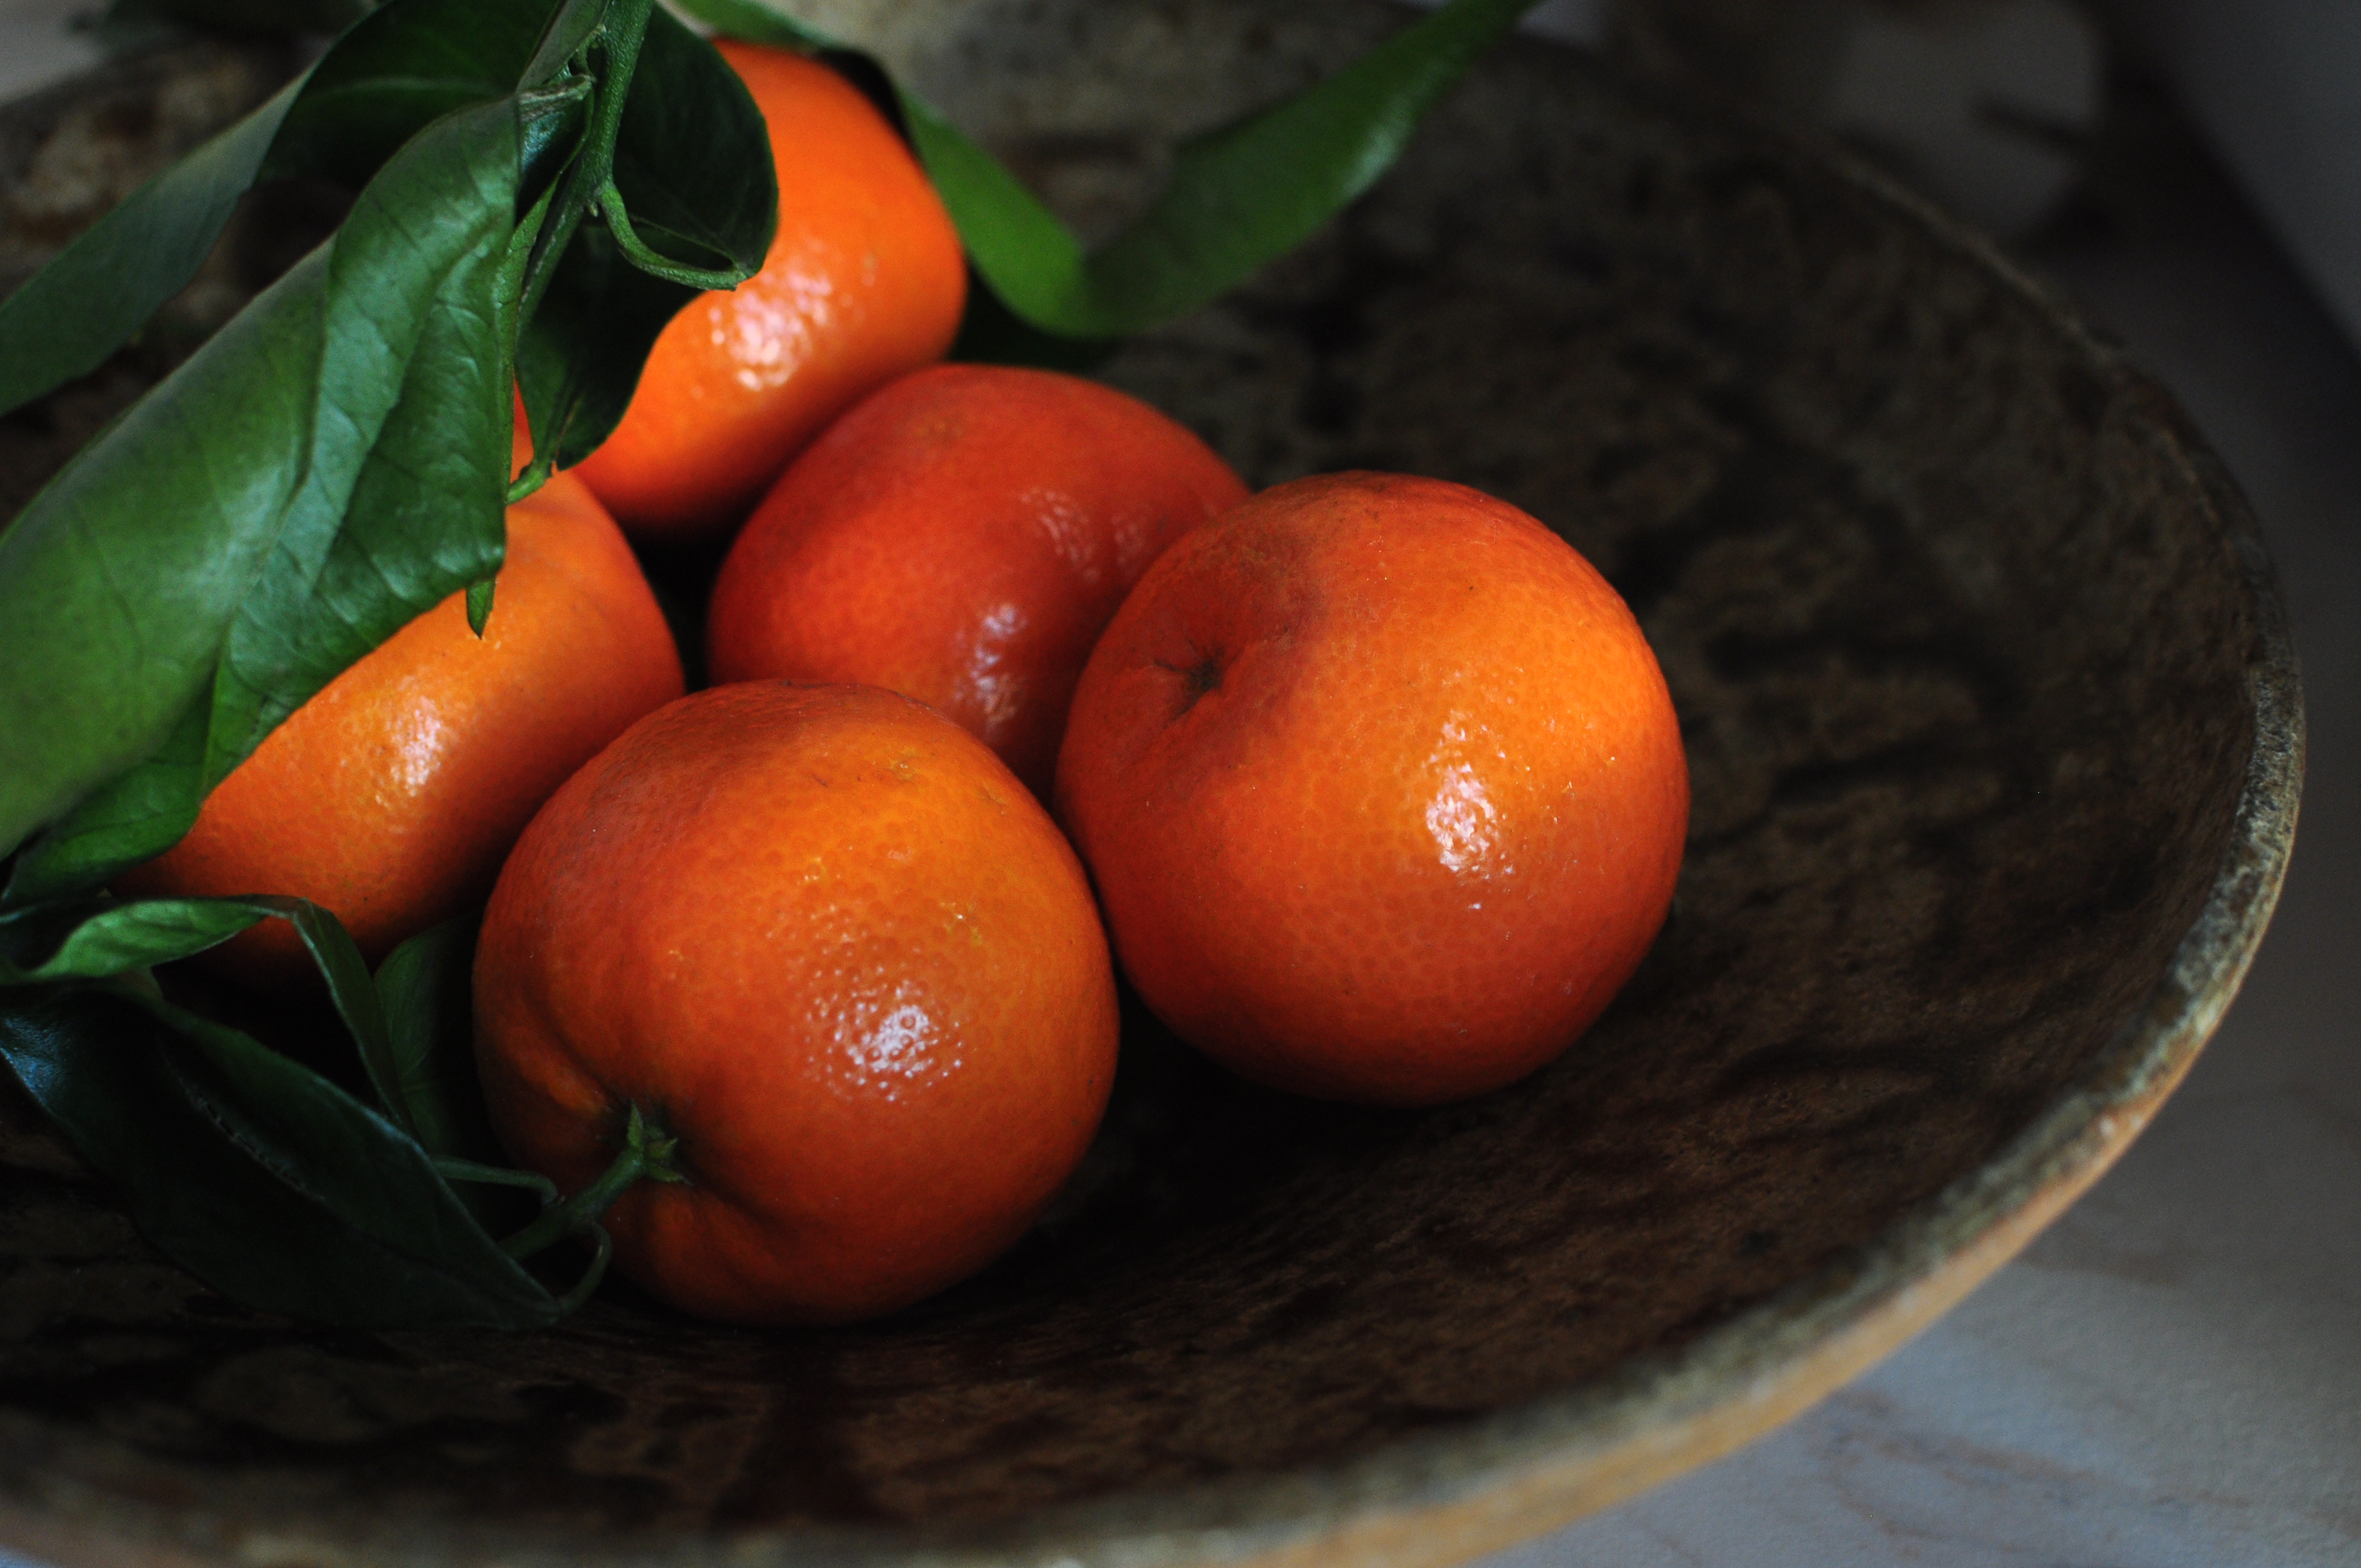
[473,682,1118,1326]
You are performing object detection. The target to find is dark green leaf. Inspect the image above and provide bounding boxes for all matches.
[516,226,697,469]
[0,76,306,420]
[372,913,502,1162]
[515,3,774,466]
[0,984,563,1329]
[3,699,207,907]
[603,3,776,279]
[521,0,611,88]
[1068,0,1542,333]
[466,576,497,635]
[0,0,569,426]
[0,99,523,874]
[265,0,561,189]
[0,898,267,984]
[679,0,1541,340]
[275,900,411,1126]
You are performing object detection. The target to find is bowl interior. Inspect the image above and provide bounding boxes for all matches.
[0,3,2286,1564]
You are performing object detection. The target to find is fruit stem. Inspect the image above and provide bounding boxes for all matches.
[499,1101,684,1260]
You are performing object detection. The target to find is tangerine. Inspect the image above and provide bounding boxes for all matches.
[706,364,1247,795]
[116,472,683,989]
[1054,471,1688,1107]
[570,42,969,542]
[471,682,1118,1326]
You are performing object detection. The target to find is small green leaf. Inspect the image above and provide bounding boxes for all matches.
[0,895,396,1130]
[266,0,563,189]
[373,913,503,1162]
[276,899,411,1126]
[0,984,565,1329]
[603,3,776,282]
[466,577,497,635]
[0,896,264,983]
[515,2,775,466]
[678,0,1543,341]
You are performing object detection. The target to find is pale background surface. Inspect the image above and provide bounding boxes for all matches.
[0,3,2355,1563]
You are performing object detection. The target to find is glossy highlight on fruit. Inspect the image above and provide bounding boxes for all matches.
[706,364,1248,794]
[116,473,684,990]
[571,42,969,542]
[1055,471,1689,1107]
[472,682,1119,1326]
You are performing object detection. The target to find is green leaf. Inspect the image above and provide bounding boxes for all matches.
[0,894,396,1133]
[606,3,776,280]
[276,899,411,1123]
[466,576,497,635]
[516,226,697,469]
[205,102,522,783]
[0,0,570,426]
[515,2,775,466]
[0,984,564,1329]
[372,913,501,1162]
[0,899,262,983]
[0,99,524,878]
[679,0,1542,341]
[265,0,563,189]
[0,75,307,421]
[3,699,208,907]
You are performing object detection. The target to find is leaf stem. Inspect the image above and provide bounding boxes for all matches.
[513,0,658,346]
[433,1155,557,1204]
[597,179,758,288]
[498,1101,683,1260]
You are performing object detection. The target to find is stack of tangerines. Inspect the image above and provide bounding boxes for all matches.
[123,43,1688,1327]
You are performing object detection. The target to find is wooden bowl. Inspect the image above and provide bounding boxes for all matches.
[0,3,2300,1565]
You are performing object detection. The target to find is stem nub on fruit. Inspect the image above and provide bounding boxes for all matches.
[496,1102,684,1293]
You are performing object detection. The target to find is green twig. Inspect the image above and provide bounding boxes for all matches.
[596,180,753,288]
[432,1155,558,1204]
[498,1101,684,1260]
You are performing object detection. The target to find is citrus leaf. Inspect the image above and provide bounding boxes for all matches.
[0,0,572,426]
[516,227,695,470]
[0,97,524,874]
[2,699,208,907]
[202,103,522,787]
[264,0,563,188]
[605,4,776,279]
[373,913,501,1162]
[0,74,307,421]
[0,984,564,1330]
[677,0,1544,341]
[515,2,774,466]
[0,898,268,984]
[0,892,398,1138]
